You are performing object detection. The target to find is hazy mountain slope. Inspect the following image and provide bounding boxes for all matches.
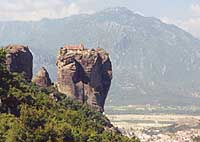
[1,7,200,106]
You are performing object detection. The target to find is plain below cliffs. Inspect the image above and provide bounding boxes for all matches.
[56,45,112,112]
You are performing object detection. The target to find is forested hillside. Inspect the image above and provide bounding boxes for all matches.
[0,48,139,142]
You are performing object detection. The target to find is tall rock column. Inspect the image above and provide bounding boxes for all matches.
[5,44,33,82]
[56,45,112,112]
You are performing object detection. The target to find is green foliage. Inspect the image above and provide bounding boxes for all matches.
[0,49,140,142]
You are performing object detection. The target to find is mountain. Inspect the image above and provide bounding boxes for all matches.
[1,7,200,106]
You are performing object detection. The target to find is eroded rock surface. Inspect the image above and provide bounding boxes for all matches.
[5,44,33,82]
[32,67,52,87]
[56,44,112,112]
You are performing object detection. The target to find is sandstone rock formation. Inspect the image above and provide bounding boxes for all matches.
[32,67,52,87]
[5,44,33,82]
[56,44,112,112]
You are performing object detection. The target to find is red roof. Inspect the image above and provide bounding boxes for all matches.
[63,44,84,50]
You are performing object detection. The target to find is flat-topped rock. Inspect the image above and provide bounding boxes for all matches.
[5,44,33,82]
[56,44,112,112]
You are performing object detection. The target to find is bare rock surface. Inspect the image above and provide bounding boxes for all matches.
[56,44,112,112]
[5,44,33,82]
[32,67,52,87]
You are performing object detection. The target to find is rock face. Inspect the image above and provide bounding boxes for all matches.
[32,67,52,87]
[5,44,33,82]
[56,44,112,112]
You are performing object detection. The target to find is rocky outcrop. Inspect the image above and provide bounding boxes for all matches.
[5,44,33,82]
[56,44,112,112]
[32,67,52,87]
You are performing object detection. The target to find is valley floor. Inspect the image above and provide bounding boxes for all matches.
[106,113,200,142]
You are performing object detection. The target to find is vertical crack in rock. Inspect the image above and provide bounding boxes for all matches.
[56,44,112,112]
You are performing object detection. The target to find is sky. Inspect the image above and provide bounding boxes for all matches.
[0,0,200,38]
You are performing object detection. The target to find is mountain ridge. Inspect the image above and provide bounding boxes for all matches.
[0,7,200,106]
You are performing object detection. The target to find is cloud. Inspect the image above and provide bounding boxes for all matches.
[0,0,83,21]
[161,17,200,39]
[181,18,200,38]
[191,3,200,15]
[161,3,200,39]
[161,17,181,25]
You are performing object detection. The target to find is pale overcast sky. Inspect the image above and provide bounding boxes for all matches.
[0,0,200,38]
